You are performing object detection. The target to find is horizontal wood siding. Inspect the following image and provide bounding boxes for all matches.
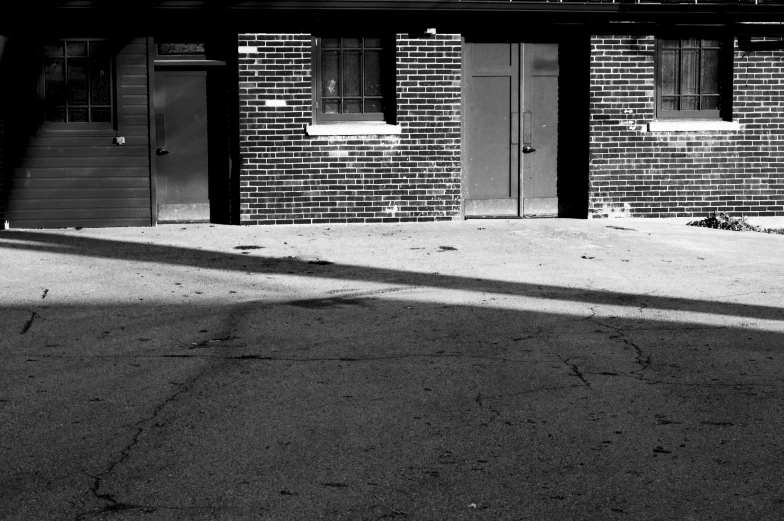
[1,35,5,227]
[6,37,151,228]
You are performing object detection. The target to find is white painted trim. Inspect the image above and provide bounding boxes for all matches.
[237,46,258,54]
[647,120,741,132]
[305,123,403,136]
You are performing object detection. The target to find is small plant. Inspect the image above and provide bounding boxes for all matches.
[687,212,784,235]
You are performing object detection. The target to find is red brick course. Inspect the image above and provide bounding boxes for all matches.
[589,35,784,218]
[237,33,462,225]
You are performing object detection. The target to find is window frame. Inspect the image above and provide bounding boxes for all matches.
[311,35,394,124]
[39,38,116,131]
[654,34,733,121]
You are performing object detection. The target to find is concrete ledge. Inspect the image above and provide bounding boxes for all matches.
[647,120,740,132]
[305,123,403,136]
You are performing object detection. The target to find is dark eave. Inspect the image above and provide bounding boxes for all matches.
[5,0,784,34]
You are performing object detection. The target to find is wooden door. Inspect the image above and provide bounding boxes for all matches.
[463,41,559,217]
[153,69,210,222]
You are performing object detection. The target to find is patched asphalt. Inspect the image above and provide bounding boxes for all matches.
[1,218,783,520]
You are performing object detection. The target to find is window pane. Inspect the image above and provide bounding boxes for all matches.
[66,41,87,57]
[90,59,111,105]
[681,96,699,111]
[364,50,382,96]
[46,107,66,122]
[662,96,678,111]
[91,108,112,122]
[68,59,88,105]
[701,95,720,111]
[682,38,699,49]
[321,51,340,97]
[322,38,339,49]
[344,51,361,97]
[365,38,382,48]
[344,100,362,113]
[701,49,720,94]
[365,98,384,113]
[323,100,340,114]
[157,43,205,55]
[45,59,66,105]
[661,50,678,96]
[68,107,89,122]
[44,42,64,56]
[661,39,679,49]
[681,50,699,96]
[343,38,361,48]
[90,41,110,56]
[702,39,721,49]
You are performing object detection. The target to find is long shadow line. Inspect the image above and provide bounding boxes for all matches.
[1,230,782,323]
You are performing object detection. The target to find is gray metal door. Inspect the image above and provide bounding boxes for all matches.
[463,41,559,217]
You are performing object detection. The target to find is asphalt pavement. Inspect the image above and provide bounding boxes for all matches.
[1,218,783,520]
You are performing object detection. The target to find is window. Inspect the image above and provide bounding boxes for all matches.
[312,36,392,123]
[43,39,113,127]
[656,37,731,120]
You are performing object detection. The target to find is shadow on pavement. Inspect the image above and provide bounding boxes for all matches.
[1,230,784,520]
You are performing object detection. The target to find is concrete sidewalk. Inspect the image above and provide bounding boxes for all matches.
[1,219,783,520]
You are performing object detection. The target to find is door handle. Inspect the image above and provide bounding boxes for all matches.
[156,148,170,155]
[522,146,536,153]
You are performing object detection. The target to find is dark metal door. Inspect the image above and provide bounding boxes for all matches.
[154,69,210,222]
[522,44,559,216]
[464,42,520,216]
[463,41,559,217]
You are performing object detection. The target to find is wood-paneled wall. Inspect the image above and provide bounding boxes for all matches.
[5,38,151,228]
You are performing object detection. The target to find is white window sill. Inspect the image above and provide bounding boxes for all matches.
[305,123,403,136]
[647,120,740,132]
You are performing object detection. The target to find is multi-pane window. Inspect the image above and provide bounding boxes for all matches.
[44,40,113,124]
[313,37,388,122]
[656,38,728,119]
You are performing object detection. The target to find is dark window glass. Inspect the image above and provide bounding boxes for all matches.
[316,36,387,121]
[657,37,727,119]
[44,39,113,125]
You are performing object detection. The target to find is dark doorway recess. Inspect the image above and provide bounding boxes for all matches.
[557,33,590,219]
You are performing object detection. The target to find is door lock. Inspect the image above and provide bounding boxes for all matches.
[522,146,536,154]
[156,148,170,155]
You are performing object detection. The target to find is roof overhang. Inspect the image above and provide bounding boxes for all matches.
[4,1,784,34]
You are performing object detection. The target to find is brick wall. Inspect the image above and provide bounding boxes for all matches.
[589,35,784,218]
[237,33,462,225]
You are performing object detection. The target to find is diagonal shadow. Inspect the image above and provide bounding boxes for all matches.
[1,229,782,324]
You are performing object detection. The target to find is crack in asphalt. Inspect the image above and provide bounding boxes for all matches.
[5,353,564,365]
[20,311,37,335]
[564,358,591,387]
[474,392,502,423]
[74,374,203,520]
[157,353,564,364]
[589,317,652,377]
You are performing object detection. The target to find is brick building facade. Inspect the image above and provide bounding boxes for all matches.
[1,2,783,228]
[589,34,784,218]
[237,33,462,225]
